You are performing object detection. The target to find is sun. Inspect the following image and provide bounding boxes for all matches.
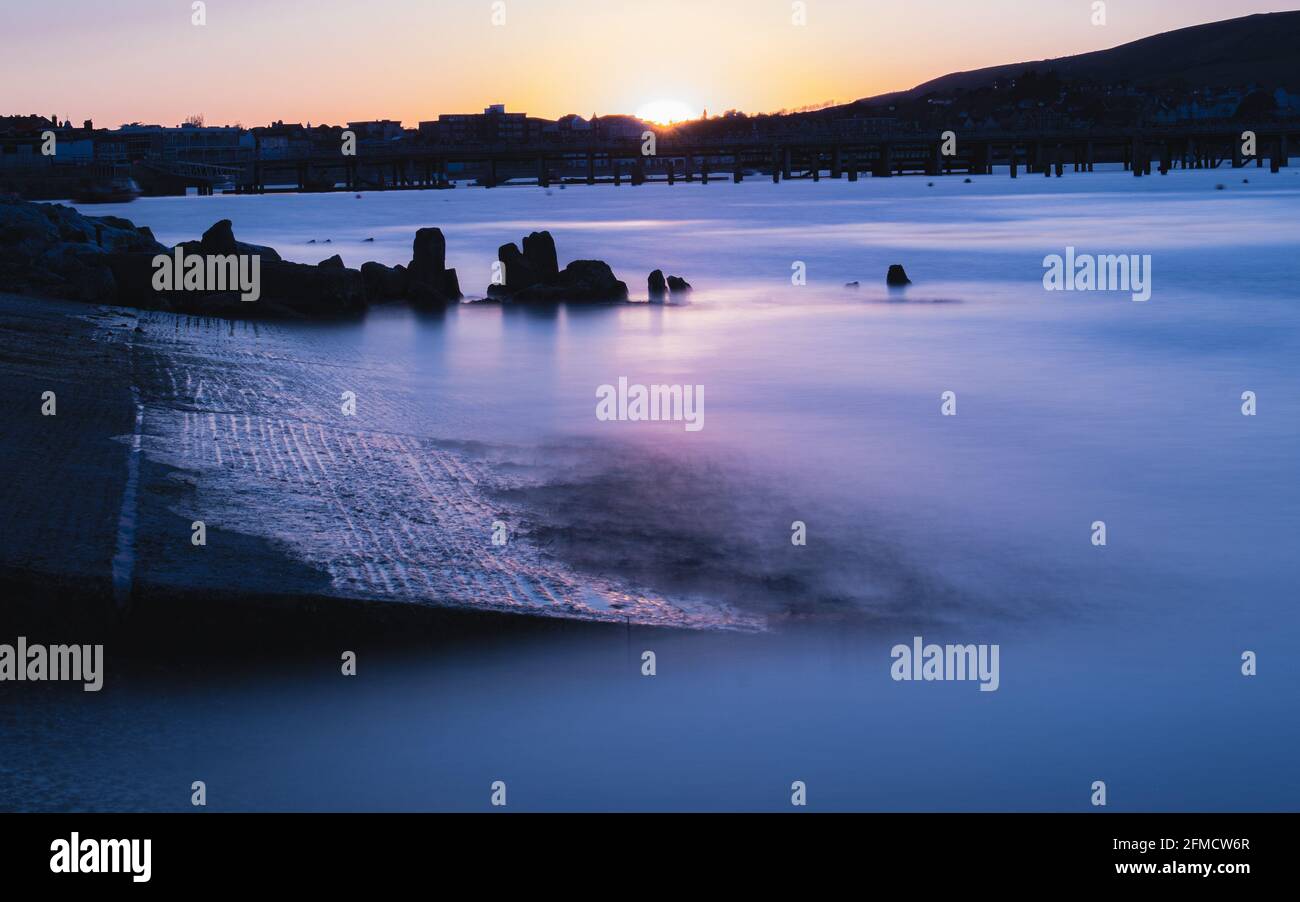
[634,99,700,125]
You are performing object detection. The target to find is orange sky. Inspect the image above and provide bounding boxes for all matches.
[3,0,1294,127]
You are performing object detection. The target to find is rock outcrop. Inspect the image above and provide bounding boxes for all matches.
[886,264,912,286]
[405,227,461,306]
[488,230,628,303]
[648,269,667,303]
[0,197,165,302]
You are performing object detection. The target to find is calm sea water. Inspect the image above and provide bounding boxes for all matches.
[7,169,1298,810]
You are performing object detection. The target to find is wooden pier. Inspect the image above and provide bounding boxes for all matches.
[195,125,1300,194]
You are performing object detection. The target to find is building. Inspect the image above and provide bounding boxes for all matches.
[424,105,528,145]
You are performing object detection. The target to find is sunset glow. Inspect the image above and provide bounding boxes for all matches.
[1,0,1289,127]
[634,100,700,125]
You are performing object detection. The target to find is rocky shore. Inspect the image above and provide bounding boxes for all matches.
[0,196,690,318]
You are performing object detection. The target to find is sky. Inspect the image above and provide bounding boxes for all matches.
[3,0,1295,127]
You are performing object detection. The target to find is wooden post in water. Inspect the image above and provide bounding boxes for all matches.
[733,155,743,183]
[831,147,843,179]
[782,147,792,180]
[847,152,858,182]
[537,156,549,188]
[877,143,892,178]
[701,159,709,185]
[1010,146,1018,178]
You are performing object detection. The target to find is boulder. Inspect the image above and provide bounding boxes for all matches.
[522,231,559,282]
[360,262,409,303]
[0,197,177,302]
[177,219,282,262]
[886,264,912,286]
[648,269,667,303]
[260,260,367,317]
[319,254,345,269]
[666,275,692,295]
[514,260,628,303]
[488,231,626,304]
[405,227,461,304]
[497,242,540,293]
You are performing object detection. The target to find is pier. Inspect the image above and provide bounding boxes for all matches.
[220,124,1297,194]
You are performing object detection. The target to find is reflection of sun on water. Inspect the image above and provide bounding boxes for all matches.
[635,99,700,125]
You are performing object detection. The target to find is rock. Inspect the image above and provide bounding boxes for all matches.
[319,254,345,269]
[497,242,540,293]
[406,227,461,304]
[886,264,911,286]
[648,269,667,303]
[0,197,174,303]
[260,260,367,317]
[522,231,559,282]
[360,262,408,302]
[442,267,461,300]
[198,219,238,255]
[845,281,860,289]
[488,232,626,303]
[410,227,446,274]
[666,275,692,295]
[176,219,282,262]
[514,260,628,303]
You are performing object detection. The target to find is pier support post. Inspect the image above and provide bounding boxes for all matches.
[586,153,595,185]
[701,160,709,185]
[782,148,792,180]
[831,147,843,179]
[538,156,549,188]
[847,152,858,182]
[876,144,892,178]
[733,156,743,183]
[1010,148,1018,178]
